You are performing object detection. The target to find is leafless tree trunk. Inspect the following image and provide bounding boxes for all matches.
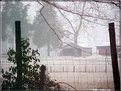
[47,43,50,56]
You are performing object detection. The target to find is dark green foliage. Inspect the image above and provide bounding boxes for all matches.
[2,38,64,91]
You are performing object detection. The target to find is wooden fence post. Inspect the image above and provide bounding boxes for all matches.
[108,23,120,90]
[15,21,22,89]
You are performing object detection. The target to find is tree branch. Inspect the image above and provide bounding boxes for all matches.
[58,8,76,33]
[40,10,93,54]
[41,0,119,21]
[36,0,106,54]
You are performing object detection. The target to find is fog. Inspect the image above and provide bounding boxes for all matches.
[1,1,120,55]
[0,0,120,90]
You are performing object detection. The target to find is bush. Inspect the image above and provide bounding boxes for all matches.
[2,38,64,91]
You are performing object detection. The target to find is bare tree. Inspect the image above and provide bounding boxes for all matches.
[37,0,120,44]
[36,0,120,50]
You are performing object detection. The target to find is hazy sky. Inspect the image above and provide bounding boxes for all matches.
[1,1,120,55]
[25,1,120,47]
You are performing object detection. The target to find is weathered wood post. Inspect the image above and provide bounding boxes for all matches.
[15,21,22,89]
[108,23,120,90]
[39,65,46,90]
[119,6,121,89]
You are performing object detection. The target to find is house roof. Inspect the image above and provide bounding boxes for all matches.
[97,45,121,48]
[63,43,92,50]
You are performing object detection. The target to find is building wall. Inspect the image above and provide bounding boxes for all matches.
[97,46,121,56]
[81,48,92,56]
[98,48,111,56]
[60,48,82,57]
[97,46,110,56]
[60,48,92,57]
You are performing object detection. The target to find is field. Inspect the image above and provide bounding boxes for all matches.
[38,55,114,90]
[49,72,114,90]
[0,54,115,90]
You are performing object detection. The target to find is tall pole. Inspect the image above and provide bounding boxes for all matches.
[108,23,120,90]
[119,6,121,89]
[0,1,2,90]
[15,21,22,89]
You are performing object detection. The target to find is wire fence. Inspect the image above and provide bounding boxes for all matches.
[0,54,114,90]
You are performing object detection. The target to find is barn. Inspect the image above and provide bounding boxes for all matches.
[97,46,121,56]
[59,43,92,57]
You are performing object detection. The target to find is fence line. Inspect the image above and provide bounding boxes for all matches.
[0,55,114,90]
[1,55,113,73]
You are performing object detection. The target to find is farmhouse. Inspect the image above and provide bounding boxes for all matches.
[97,46,121,56]
[59,43,92,57]
[97,46,111,56]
